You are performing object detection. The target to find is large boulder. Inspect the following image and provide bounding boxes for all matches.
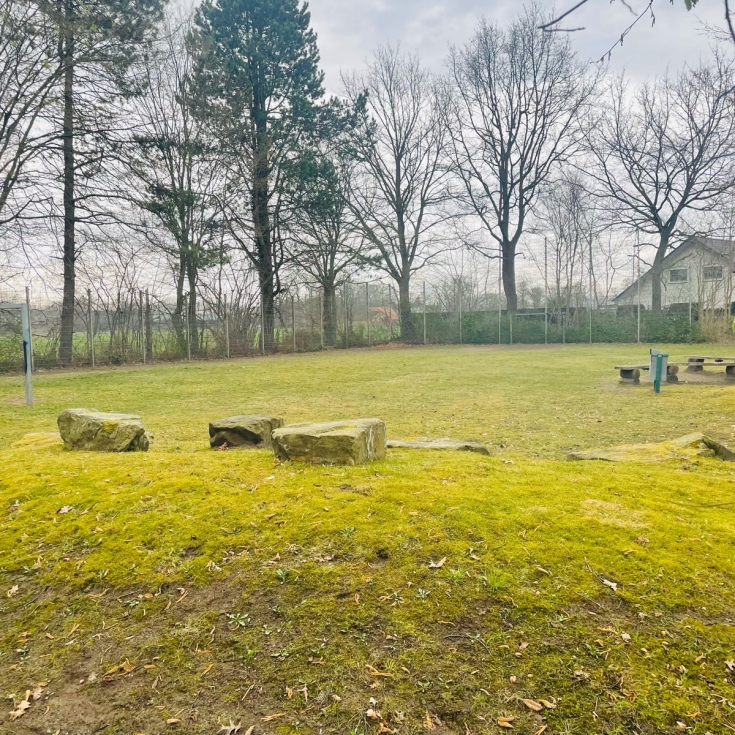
[568,432,735,463]
[57,409,150,452]
[272,419,387,465]
[209,415,284,450]
[388,438,491,456]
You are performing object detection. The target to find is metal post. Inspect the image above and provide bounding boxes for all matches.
[292,294,296,352]
[498,250,502,345]
[87,288,95,368]
[146,289,152,361]
[25,287,34,372]
[344,282,349,349]
[388,285,394,341]
[319,289,324,349]
[260,293,265,356]
[184,294,191,361]
[544,238,548,345]
[636,236,642,345]
[458,281,463,345]
[224,294,230,358]
[21,303,33,406]
[140,290,146,364]
[366,282,371,347]
[423,281,427,345]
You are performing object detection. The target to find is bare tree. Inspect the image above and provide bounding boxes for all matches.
[587,56,735,312]
[343,46,450,342]
[286,142,362,345]
[448,4,597,312]
[124,14,224,356]
[0,1,60,225]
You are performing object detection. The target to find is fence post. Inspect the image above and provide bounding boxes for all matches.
[145,289,153,361]
[319,289,324,349]
[366,282,370,347]
[260,293,265,356]
[458,282,463,345]
[423,281,427,345]
[292,294,296,353]
[388,286,394,341]
[224,294,230,359]
[544,238,548,345]
[510,312,513,345]
[184,294,191,361]
[344,282,349,349]
[25,286,34,372]
[87,288,95,368]
[21,302,33,406]
[589,308,593,344]
[139,290,146,364]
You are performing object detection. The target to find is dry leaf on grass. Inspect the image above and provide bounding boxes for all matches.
[217,721,241,735]
[57,505,73,514]
[539,699,557,709]
[166,718,181,725]
[105,660,135,676]
[497,716,515,729]
[366,708,381,721]
[429,557,446,569]
[534,726,548,735]
[726,660,735,672]
[9,682,47,720]
[261,713,285,722]
[602,579,618,592]
[366,664,394,678]
[521,699,543,712]
[424,712,435,730]
[6,585,18,598]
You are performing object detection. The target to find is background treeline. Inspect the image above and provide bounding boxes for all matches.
[1,0,735,364]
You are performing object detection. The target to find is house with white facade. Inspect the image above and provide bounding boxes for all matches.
[614,236,735,313]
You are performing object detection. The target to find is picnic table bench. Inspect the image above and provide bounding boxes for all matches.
[615,364,680,383]
[616,358,735,382]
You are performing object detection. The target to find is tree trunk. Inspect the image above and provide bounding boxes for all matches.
[187,262,199,357]
[58,3,75,366]
[173,261,187,356]
[398,274,416,342]
[650,232,671,314]
[252,100,275,352]
[323,283,337,346]
[502,243,518,313]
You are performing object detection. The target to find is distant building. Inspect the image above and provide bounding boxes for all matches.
[614,236,735,312]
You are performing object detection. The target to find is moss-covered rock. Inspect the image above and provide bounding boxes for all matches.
[209,415,284,450]
[57,408,150,452]
[568,432,735,462]
[387,438,491,455]
[272,418,387,465]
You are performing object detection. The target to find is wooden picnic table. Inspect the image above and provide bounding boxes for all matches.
[615,358,735,382]
[615,363,680,384]
[686,355,735,373]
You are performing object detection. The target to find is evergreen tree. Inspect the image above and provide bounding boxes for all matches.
[190,0,324,351]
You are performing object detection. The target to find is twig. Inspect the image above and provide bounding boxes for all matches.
[539,0,591,31]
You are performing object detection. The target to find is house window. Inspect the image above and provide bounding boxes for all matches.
[669,268,688,283]
[703,265,724,281]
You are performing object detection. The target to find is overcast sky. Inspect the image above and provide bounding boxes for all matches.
[307,0,728,92]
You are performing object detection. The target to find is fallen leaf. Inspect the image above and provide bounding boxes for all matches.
[261,713,285,723]
[366,664,394,678]
[366,709,380,721]
[521,699,543,712]
[539,699,557,709]
[424,712,435,730]
[534,726,548,735]
[497,716,515,729]
[167,719,181,725]
[9,698,31,721]
[7,585,19,598]
[218,721,242,735]
[57,505,73,514]
[726,660,735,672]
[535,565,551,576]
[201,664,213,677]
[602,579,618,592]
[429,557,446,569]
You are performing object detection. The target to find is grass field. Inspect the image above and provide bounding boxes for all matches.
[1,344,734,735]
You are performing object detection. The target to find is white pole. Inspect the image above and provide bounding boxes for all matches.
[458,280,463,345]
[25,287,34,372]
[319,289,324,349]
[88,288,95,368]
[184,294,191,361]
[292,294,296,352]
[423,281,427,345]
[366,282,371,347]
[344,283,349,349]
[224,294,230,358]
[21,303,33,406]
[140,290,146,365]
[498,250,502,344]
[544,238,548,345]
[636,235,641,345]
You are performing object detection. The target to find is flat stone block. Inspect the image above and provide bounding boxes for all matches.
[272,419,387,465]
[387,438,491,455]
[57,409,150,452]
[209,415,284,450]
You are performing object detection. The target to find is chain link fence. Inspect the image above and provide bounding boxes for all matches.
[1,279,730,373]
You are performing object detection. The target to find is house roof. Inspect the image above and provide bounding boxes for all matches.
[613,235,735,303]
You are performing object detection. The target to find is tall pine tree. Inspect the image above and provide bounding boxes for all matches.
[190,0,324,351]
